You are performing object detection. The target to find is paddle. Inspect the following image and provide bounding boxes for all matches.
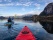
[0,23,18,26]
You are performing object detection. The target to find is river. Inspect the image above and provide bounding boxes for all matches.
[0,19,53,40]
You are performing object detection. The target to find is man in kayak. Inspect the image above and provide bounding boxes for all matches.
[8,17,12,23]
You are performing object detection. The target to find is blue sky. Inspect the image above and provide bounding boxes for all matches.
[0,0,53,16]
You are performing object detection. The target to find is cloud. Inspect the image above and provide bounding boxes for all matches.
[0,1,32,6]
[18,0,31,3]
[0,3,14,6]
[16,2,32,6]
[36,0,53,6]
[26,10,42,15]
[4,0,12,2]
[0,0,52,7]
[34,3,40,7]
[6,3,14,6]
[12,13,24,16]
[37,0,53,3]
[1,13,23,16]
[22,2,32,6]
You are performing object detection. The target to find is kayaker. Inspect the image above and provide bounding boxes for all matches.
[8,17,12,23]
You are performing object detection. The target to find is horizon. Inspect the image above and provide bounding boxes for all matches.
[0,0,53,16]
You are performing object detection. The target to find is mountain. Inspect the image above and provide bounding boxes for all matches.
[40,3,53,16]
[0,16,5,19]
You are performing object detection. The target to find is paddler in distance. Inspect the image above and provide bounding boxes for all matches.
[8,17,12,23]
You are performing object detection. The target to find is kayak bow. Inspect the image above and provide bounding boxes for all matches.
[15,26,36,40]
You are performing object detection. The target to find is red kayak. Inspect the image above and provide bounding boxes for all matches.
[15,26,36,40]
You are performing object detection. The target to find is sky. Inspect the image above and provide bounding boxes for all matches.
[0,0,53,16]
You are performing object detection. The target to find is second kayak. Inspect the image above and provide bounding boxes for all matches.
[5,22,14,26]
[15,26,36,40]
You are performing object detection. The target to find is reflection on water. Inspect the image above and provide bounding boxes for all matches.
[8,25,11,29]
[39,21,53,34]
[0,20,53,40]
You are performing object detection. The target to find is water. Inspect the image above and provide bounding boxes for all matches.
[0,20,53,40]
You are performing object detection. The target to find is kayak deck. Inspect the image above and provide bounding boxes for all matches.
[15,26,36,40]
